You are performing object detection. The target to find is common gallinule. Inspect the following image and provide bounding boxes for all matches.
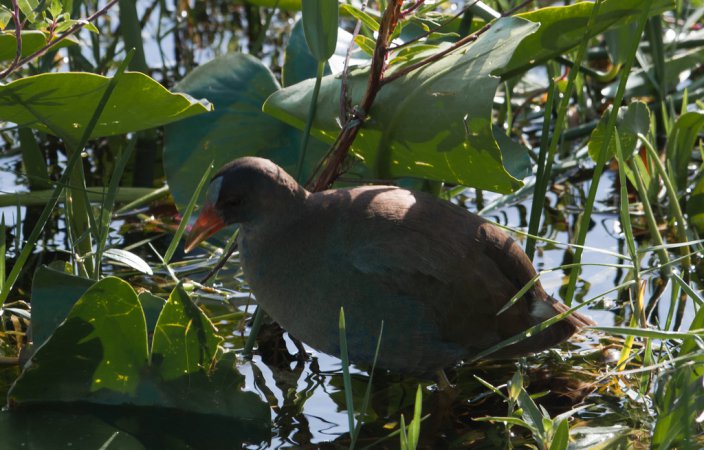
[185,157,593,376]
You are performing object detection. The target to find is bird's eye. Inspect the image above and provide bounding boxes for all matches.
[227,197,243,207]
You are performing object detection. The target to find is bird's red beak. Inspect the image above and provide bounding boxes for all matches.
[184,203,225,253]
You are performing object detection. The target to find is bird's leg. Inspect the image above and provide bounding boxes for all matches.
[436,369,453,390]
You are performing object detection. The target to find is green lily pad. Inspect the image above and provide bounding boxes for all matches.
[264,16,538,193]
[0,72,212,146]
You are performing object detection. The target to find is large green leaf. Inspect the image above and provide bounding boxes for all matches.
[500,0,673,78]
[0,72,212,146]
[151,283,222,380]
[264,16,538,193]
[10,277,270,424]
[12,277,149,402]
[163,53,328,210]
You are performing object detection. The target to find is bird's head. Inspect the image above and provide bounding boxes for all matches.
[184,157,307,252]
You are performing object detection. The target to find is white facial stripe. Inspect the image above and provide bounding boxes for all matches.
[207,176,223,205]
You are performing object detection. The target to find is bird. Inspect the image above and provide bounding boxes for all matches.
[184,157,594,377]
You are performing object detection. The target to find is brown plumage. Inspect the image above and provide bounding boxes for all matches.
[185,157,594,376]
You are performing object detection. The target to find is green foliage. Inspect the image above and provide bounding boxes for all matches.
[301,0,338,62]
[1,0,703,447]
[265,16,537,193]
[476,370,578,450]
[10,273,270,424]
[0,30,75,61]
[399,386,423,450]
[0,72,211,146]
[588,102,651,162]
[502,0,673,78]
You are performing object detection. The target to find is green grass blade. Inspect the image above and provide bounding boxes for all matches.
[296,60,325,182]
[65,51,136,278]
[163,162,214,264]
[471,280,636,362]
[549,419,569,450]
[592,326,704,341]
[407,385,422,450]
[613,131,639,276]
[351,321,384,448]
[95,135,138,275]
[639,133,691,269]
[399,415,408,450]
[0,148,83,306]
[18,127,50,190]
[526,75,556,260]
[338,307,356,446]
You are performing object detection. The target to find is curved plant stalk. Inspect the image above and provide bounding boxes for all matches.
[613,130,644,370]
[115,186,170,214]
